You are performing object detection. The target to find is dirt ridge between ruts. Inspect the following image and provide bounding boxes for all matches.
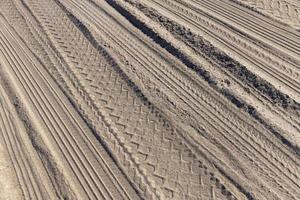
[104,0,300,155]
[33,0,246,198]
[73,1,300,199]
[0,0,299,199]
[0,73,71,199]
[9,0,148,198]
[230,0,300,30]
[0,8,141,198]
[121,0,300,110]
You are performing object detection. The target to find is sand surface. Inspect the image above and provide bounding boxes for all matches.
[0,0,299,199]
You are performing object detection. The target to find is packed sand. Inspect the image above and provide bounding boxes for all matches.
[0,0,299,199]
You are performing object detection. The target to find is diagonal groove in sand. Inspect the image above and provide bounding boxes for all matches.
[0,14,139,200]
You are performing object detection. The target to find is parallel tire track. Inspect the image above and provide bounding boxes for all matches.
[1,0,299,199]
[3,0,149,198]
[110,0,300,159]
[143,0,300,103]
[22,0,247,199]
[0,84,55,200]
[188,0,300,59]
[0,14,139,200]
[235,0,300,30]
[74,0,300,198]
[125,0,300,151]
[90,0,300,175]
[40,0,300,199]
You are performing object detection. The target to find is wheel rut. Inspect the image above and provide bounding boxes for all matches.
[0,0,298,199]
[0,11,139,200]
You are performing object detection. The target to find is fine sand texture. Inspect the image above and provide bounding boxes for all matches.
[0,0,299,199]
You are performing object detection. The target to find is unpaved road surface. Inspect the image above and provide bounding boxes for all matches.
[0,0,299,199]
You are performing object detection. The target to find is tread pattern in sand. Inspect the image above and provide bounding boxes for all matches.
[0,13,139,200]
[236,0,300,30]
[0,0,299,199]
[21,0,240,199]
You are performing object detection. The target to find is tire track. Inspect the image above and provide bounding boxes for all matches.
[0,86,50,200]
[3,0,299,199]
[0,14,139,200]
[188,0,300,60]
[0,27,102,199]
[71,0,300,198]
[125,0,300,150]
[81,0,300,171]
[142,0,300,104]
[3,0,145,198]
[234,0,300,30]
[109,0,300,162]
[22,0,246,199]
[157,0,300,64]
[11,0,163,198]
[32,0,300,199]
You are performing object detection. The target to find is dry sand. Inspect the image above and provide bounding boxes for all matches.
[0,0,299,199]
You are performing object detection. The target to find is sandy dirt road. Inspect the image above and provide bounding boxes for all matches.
[0,0,299,199]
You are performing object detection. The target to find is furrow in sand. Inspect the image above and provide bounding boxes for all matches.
[109,0,300,165]
[64,0,300,198]
[180,0,300,86]
[128,0,300,150]
[22,0,248,199]
[0,53,57,200]
[152,0,300,68]
[22,0,300,199]
[142,0,300,104]
[76,0,300,173]
[0,14,139,200]
[70,0,300,167]
[187,0,300,60]
[9,1,159,198]
[0,31,103,200]
[0,114,23,200]
[0,90,42,200]
[1,0,144,198]
[233,0,300,30]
